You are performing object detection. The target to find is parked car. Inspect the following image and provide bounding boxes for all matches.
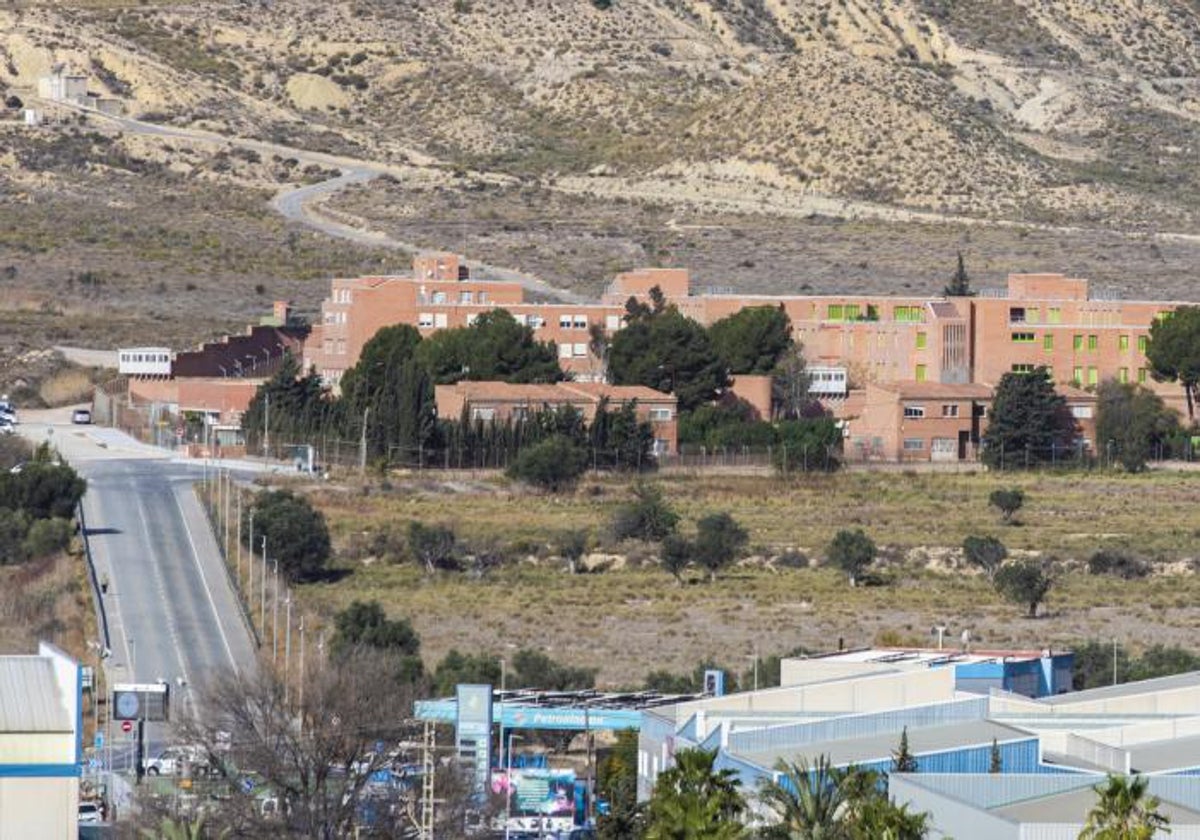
[142,745,211,776]
[77,801,104,824]
[72,408,92,424]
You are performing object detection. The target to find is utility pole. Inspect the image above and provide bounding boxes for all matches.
[236,490,243,588]
[298,617,305,722]
[263,393,270,459]
[284,592,292,705]
[272,559,280,664]
[260,536,267,635]
[359,406,370,476]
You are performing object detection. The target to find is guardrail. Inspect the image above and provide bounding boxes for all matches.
[76,501,111,653]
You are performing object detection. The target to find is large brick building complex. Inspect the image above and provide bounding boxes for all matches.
[121,252,1195,463]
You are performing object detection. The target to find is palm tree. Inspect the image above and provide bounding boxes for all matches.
[757,755,854,840]
[1079,774,1170,840]
[644,747,746,840]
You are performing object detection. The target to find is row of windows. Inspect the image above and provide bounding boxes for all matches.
[1009,332,1148,352]
[119,352,170,364]
[558,343,590,358]
[903,404,961,419]
[416,312,625,332]
[473,405,673,423]
[824,304,927,323]
[421,290,492,305]
[1010,364,1149,385]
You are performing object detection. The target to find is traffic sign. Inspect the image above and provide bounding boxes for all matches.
[121,720,132,734]
[94,732,103,749]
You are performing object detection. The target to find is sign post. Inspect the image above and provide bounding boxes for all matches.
[455,684,493,801]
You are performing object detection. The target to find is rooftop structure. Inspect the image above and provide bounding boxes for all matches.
[0,642,83,839]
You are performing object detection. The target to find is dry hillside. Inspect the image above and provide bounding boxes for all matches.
[2,0,1200,345]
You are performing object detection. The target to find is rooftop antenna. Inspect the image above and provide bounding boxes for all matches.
[931,625,948,651]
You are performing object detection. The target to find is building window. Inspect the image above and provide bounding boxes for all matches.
[1071,406,1094,419]
[1009,307,1026,323]
[529,316,544,329]
[1119,367,1129,383]
[902,438,925,451]
[915,364,927,382]
[605,315,621,330]
[1088,366,1098,385]
[1138,367,1148,383]
[460,291,474,304]
[418,313,434,328]
[1138,335,1148,353]
[470,407,495,422]
[648,408,673,421]
[478,292,488,304]
[336,339,346,355]
[559,343,572,359]
[559,314,573,329]
[916,332,927,350]
[1088,334,1098,351]
[1043,334,1054,351]
[1119,335,1129,352]
[827,304,844,321]
[1011,332,1036,343]
[893,305,923,323]
[903,405,925,419]
[1073,335,1083,351]
[435,313,448,328]
[465,313,479,326]
[1027,307,1040,324]
[844,304,861,320]
[941,404,959,417]
[1012,364,1035,374]
[573,315,588,329]
[433,292,447,304]
[573,343,588,357]
[1048,307,1062,324]
[1072,366,1083,385]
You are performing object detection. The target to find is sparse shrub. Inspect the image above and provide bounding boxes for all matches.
[774,549,809,569]
[610,483,679,543]
[827,528,876,586]
[694,512,748,582]
[994,560,1053,618]
[507,435,588,493]
[962,535,1007,578]
[408,521,457,573]
[1087,550,1149,580]
[660,534,692,584]
[989,488,1025,523]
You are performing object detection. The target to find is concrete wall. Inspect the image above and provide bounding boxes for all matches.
[0,777,77,840]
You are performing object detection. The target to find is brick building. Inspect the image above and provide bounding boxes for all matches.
[434,381,678,455]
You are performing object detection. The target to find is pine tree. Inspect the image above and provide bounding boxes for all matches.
[893,726,918,773]
[944,250,975,297]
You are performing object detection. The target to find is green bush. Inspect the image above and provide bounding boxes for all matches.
[1087,550,1149,580]
[774,418,843,473]
[246,489,331,582]
[0,508,29,565]
[827,529,876,586]
[506,435,588,492]
[23,518,73,559]
[611,483,679,542]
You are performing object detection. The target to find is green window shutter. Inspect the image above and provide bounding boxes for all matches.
[1043,334,1054,351]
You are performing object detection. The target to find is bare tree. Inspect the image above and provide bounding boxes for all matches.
[174,649,423,838]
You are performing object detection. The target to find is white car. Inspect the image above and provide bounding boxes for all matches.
[142,745,211,776]
[77,801,103,824]
[71,408,92,424]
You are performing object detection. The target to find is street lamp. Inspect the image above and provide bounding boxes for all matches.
[504,733,523,840]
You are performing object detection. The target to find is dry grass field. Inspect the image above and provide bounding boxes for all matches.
[296,469,1200,686]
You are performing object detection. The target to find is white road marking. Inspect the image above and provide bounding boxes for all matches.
[172,485,239,672]
[132,485,194,690]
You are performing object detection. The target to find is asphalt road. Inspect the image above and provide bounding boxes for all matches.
[19,412,258,760]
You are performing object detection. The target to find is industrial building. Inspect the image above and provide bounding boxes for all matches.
[0,642,83,839]
[637,650,1200,837]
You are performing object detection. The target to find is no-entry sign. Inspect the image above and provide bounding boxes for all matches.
[121,720,132,734]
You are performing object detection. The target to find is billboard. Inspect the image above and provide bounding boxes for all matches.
[492,768,578,833]
[112,682,170,721]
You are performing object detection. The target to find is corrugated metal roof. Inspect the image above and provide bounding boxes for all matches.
[738,719,1028,770]
[0,657,71,732]
[993,786,1200,825]
[1042,672,1200,706]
